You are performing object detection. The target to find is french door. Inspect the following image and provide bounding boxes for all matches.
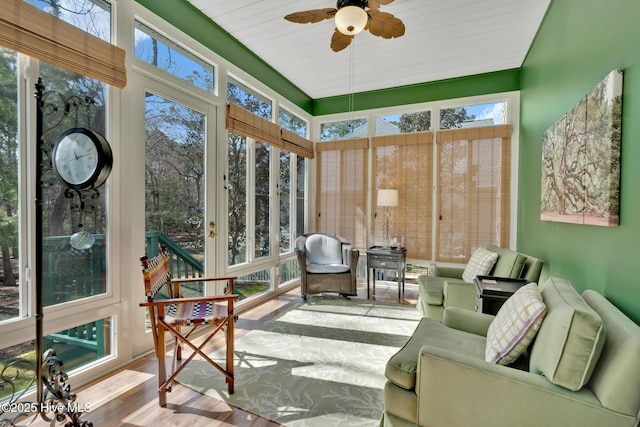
[143,81,219,293]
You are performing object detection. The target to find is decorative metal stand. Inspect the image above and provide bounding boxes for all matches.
[0,78,95,427]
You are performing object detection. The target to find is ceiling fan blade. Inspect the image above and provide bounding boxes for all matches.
[284,8,337,24]
[331,29,353,52]
[367,0,394,9]
[367,10,405,39]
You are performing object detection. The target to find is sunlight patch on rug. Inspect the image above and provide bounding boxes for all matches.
[176,296,420,426]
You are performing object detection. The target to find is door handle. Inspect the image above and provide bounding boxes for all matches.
[208,221,217,238]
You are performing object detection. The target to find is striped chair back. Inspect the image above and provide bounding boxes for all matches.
[141,245,172,302]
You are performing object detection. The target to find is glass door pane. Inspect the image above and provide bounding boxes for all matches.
[144,92,206,296]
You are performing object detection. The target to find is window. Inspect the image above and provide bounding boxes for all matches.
[228,132,248,266]
[134,21,215,93]
[296,155,307,236]
[228,77,272,120]
[279,151,291,253]
[40,63,109,307]
[254,142,271,259]
[315,138,369,250]
[279,108,308,253]
[320,118,368,141]
[28,0,112,42]
[436,125,512,262]
[0,47,19,322]
[440,101,506,129]
[375,111,431,135]
[279,108,307,137]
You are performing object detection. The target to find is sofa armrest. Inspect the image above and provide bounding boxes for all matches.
[442,307,494,337]
[443,280,476,311]
[433,265,464,279]
[416,345,630,427]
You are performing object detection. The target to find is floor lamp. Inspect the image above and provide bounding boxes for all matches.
[377,189,399,248]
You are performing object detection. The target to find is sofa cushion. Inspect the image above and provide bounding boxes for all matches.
[462,247,499,283]
[385,317,486,390]
[487,245,527,278]
[530,278,606,391]
[485,283,547,365]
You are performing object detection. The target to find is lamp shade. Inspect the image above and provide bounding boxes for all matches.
[377,189,399,207]
[335,5,368,35]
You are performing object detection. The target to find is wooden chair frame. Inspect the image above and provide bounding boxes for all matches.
[140,247,238,407]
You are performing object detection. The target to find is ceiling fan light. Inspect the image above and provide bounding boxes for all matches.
[335,6,368,35]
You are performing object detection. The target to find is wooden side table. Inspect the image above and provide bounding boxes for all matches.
[366,246,407,301]
[473,276,529,315]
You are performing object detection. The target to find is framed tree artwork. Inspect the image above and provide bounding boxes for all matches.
[541,69,623,226]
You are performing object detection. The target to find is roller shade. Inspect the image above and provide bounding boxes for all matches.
[372,132,434,259]
[315,138,369,250]
[435,125,512,262]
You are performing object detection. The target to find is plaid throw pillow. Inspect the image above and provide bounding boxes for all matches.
[485,283,547,365]
[462,247,499,283]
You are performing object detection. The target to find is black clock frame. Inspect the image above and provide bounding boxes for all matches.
[52,126,113,191]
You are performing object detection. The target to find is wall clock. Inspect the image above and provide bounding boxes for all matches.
[52,127,113,190]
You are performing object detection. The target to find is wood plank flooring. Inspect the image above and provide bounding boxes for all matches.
[33,280,418,427]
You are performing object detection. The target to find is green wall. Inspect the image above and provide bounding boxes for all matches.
[519,0,640,323]
[313,69,520,115]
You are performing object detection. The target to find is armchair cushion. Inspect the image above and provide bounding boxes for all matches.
[461,247,499,282]
[485,283,547,365]
[530,277,606,391]
[304,233,343,265]
[305,263,350,274]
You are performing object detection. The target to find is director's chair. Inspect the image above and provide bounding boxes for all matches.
[140,245,238,407]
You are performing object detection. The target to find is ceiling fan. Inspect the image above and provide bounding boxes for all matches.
[284,0,405,52]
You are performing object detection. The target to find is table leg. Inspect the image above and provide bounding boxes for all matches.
[372,269,376,298]
[367,266,370,299]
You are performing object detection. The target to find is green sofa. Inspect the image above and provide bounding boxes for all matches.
[418,245,543,320]
[382,277,640,427]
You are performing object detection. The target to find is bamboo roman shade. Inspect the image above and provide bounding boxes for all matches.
[372,132,433,259]
[226,103,281,148]
[435,125,512,263]
[280,128,314,159]
[226,103,314,158]
[0,0,126,88]
[315,138,369,250]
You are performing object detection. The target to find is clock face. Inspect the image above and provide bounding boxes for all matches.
[52,128,113,190]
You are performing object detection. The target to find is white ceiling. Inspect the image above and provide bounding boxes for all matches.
[187,0,551,99]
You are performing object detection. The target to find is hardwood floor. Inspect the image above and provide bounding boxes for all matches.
[34,280,418,427]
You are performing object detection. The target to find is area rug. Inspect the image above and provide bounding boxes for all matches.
[176,295,421,426]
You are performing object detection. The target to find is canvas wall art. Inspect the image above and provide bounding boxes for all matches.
[540,69,623,226]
